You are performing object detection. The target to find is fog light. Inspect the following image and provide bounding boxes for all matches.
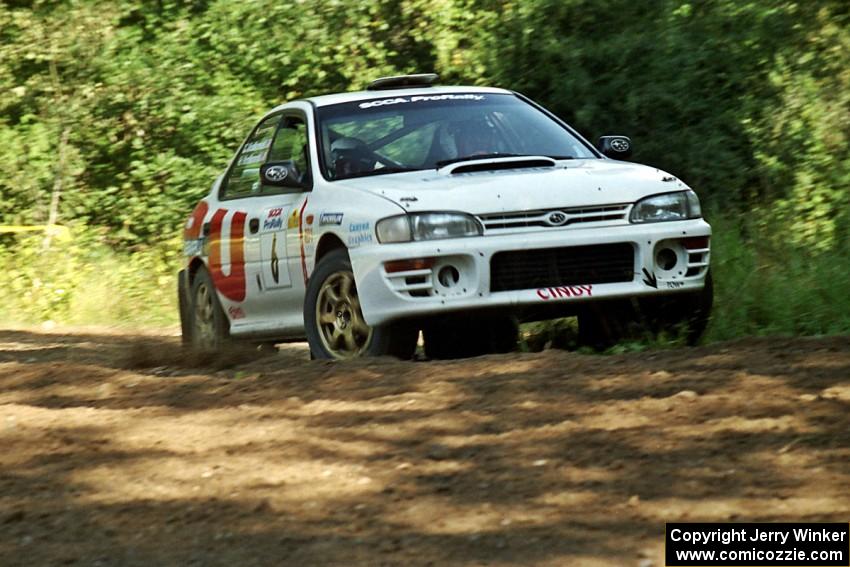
[656,248,678,271]
[438,265,460,287]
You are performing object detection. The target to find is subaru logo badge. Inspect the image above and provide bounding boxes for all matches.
[545,211,568,226]
[265,165,288,182]
[610,138,630,152]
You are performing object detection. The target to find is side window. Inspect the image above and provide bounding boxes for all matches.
[266,116,311,191]
[223,115,281,199]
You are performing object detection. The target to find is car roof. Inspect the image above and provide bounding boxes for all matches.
[269,85,513,113]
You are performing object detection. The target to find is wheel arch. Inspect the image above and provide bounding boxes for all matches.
[177,256,210,345]
[187,257,206,286]
[315,233,347,264]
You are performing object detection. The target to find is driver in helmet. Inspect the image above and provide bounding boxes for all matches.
[450,117,500,158]
[331,137,375,178]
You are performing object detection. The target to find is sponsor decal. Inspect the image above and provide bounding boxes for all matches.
[241,139,271,154]
[348,221,372,246]
[235,136,273,166]
[320,212,344,226]
[303,227,313,244]
[666,280,685,289]
[642,267,658,289]
[359,97,408,109]
[358,93,485,109]
[208,208,247,302]
[263,207,284,231]
[287,208,300,229]
[536,285,593,301]
[305,214,314,225]
[263,207,283,232]
[348,232,373,246]
[263,217,283,231]
[236,151,265,167]
[228,306,246,320]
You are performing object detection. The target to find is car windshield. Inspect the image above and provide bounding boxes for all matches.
[316,93,596,180]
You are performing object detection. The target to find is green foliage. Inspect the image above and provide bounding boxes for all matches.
[706,212,850,339]
[0,0,848,336]
[2,0,848,246]
[0,228,179,327]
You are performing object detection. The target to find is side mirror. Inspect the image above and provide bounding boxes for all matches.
[598,136,632,159]
[260,161,307,189]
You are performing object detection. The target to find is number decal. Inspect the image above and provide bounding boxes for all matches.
[270,233,280,284]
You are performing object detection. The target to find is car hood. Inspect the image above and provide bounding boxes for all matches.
[332,158,690,214]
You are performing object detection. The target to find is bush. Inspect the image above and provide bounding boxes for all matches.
[0,226,179,327]
[707,213,850,340]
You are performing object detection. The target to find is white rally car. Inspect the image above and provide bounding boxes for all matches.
[178,74,712,359]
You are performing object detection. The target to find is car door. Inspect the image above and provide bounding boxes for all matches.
[240,111,314,335]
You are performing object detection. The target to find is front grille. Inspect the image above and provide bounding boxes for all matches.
[490,243,635,292]
[479,204,629,231]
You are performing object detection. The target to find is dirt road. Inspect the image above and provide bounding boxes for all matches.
[0,329,848,566]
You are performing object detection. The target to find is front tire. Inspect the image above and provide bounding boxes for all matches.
[577,300,635,350]
[304,249,417,360]
[423,315,518,360]
[642,270,714,345]
[578,272,714,349]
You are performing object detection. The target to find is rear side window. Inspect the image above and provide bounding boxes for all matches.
[222,115,281,198]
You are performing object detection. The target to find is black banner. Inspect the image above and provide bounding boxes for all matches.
[666,523,849,566]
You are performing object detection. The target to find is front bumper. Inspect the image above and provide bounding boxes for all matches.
[351,219,711,327]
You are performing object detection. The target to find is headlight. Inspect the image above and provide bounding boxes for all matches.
[630,190,702,223]
[376,213,482,243]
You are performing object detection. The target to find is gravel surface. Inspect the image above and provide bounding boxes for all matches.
[1,329,848,566]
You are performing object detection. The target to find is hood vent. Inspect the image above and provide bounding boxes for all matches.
[447,157,556,175]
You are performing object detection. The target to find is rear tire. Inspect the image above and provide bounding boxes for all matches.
[304,249,417,360]
[189,266,231,351]
[178,269,191,345]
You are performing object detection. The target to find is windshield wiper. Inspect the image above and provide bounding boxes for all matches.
[546,155,576,160]
[435,153,530,168]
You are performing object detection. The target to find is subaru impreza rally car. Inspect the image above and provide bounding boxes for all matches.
[178,74,712,359]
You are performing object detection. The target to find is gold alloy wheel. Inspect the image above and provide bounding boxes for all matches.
[315,271,373,359]
[193,281,217,350]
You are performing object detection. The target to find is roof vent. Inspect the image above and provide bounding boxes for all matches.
[367,73,439,91]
